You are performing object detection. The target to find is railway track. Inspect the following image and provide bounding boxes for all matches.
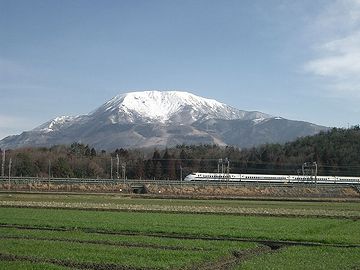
[0,177,359,188]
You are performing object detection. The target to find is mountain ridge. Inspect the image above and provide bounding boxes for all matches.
[0,90,328,150]
[89,90,272,125]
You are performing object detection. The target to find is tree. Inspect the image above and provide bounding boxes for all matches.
[154,162,162,180]
[14,153,39,177]
[152,149,161,179]
[87,161,103,177]
[162,149,176,180]
[145,159,154,179]
[133,158,145,179]
[52,157,73,178]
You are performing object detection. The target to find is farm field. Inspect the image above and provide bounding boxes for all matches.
[1,192,359,218]
[0,193,359,269]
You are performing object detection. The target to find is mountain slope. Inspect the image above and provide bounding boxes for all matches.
[0,90,328,150]
[90,91,271,125]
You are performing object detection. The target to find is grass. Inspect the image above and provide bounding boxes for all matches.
[0,261,71,270]
[235,246,360,270]
[0,207,359,245]
[1,193,359,219]
[0,238,224,269]
[0,227,255,252]
[1,193,359,211]
[0,193,359,269]
[0,217,256,269]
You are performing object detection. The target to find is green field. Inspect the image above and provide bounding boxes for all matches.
[1,193,359,218]
[0,193,359,269]
[237,246,360,270]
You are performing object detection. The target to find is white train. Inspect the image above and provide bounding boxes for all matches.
[184,172,360,185]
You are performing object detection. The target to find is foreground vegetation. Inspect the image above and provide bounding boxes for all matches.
[0,193,359,269]
[0,207,359,245]
[2,193,360,211]
[237,246,360,270]
[1,193,359,219]
[1,126,360,180]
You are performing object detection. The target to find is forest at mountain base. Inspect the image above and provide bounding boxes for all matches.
[1,126,359,179]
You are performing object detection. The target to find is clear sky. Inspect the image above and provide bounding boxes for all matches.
[1,0,360,140]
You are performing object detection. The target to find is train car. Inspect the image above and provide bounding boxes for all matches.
[184,173,241,181]
[184,172,360,185]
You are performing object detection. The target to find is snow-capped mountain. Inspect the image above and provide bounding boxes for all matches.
[90,91,271,125]
[0,91,328,150]
[33,116,82,133]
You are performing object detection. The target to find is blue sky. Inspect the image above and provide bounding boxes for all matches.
[1,0,360,140]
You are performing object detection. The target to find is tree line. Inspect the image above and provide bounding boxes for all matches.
[1,126,360,179]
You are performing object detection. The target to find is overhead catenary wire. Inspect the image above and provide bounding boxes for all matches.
[146,158,360,169]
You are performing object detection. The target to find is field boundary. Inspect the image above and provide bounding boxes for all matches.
[1,202,359,220]
[1,223,359,248]
[0,235,207,251]
[1,190,360,202]
[0,252,153,270]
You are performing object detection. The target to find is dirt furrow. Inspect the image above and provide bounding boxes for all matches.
[1,223,359,248]
[0,252,156,270]
[0,235,207,251]
[192,246,276,270]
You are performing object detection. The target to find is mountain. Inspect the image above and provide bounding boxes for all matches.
[0,91,328,150]
[89,91,271,125]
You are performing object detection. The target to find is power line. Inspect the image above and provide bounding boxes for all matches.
[145,158,360,169]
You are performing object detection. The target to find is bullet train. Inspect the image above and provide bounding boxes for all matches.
[184,172,360,185]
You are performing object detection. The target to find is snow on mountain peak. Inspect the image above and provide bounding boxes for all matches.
[95,90,271,124]
[34,116,79,133]
[119,91,223,121]
[32,91,273,134]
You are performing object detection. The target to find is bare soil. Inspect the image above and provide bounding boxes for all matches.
[192,246,274,270]
[146,184,360,198]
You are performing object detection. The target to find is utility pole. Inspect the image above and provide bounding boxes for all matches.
[180,165,183,182]
[8,158,12,190]
[302,162,318,185]
[48,160,51,180]
[313,161,318,187]
[226,158,230,176]
[121,162,126,183]
[302,162,305,177]
[110,157,113,179]
[1,149,5,178]
[116,154,119,179]
[224,158,230,186]
[48,160,51,189]
[218,158,230,182]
